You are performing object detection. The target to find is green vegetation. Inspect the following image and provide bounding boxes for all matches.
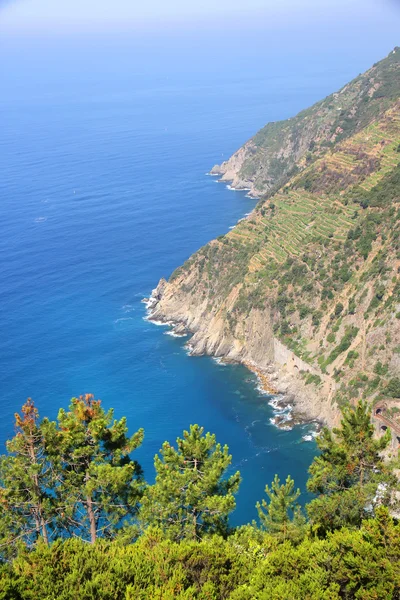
[324,326,359,367]
[307,401,394,533]
[174,79,400,408]
[385,377,400,399]
[221,48,400,197]
[139,424,240,541]
[0,397,399,599]
[256,474,305,542]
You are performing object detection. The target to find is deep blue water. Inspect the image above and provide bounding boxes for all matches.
[0,30,397,524]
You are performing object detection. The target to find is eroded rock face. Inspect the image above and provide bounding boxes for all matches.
[210,143,258,195]
[147,277,339,426]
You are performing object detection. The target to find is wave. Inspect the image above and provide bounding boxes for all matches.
[34,216,47,223]
[267,394,295,431]
[213,356,228,366]
[164,330,187,338]
[143,315,175,327]
[226,184,252,192]
[122,304,135,313]
[114,317,134,324]
[256,383,271,396]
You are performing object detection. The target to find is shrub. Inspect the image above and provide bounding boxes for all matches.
[385,377,400,398]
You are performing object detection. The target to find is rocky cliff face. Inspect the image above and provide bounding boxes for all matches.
[148,271,340,426]
[148,49,400,428]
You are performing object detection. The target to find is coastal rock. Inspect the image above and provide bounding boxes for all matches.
[148,273,339,426]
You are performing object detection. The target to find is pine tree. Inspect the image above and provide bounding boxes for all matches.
[0,399,58,556]
[139,424,240,541]
[256,474,304,541]
[307,400,394,532]
[54,394,144,543]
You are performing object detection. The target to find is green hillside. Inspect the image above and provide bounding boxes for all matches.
[155,49,400,426]
[212,48,400,196]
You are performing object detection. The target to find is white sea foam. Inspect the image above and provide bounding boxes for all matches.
[256,383,270,396]
[302,435,313,442]
[34,216,47,223]
[122,304,135,313]
[269,417,293,431]
[268,395,285,409]
[142,297,157,309]
[213,357,227,366]
[114,317,134,324]
[143,316,172,326]
[183,341,194,355]
[280,412,293,423]
[164,330,187,338]
[267,393,295,431]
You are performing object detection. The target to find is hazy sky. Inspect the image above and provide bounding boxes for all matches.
[1,0,400,33]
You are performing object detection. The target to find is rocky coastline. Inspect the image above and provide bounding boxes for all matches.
[143,284,332,431]
[209,144,261,199]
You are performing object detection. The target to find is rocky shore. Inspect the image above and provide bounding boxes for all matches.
[143,282,336,430]
[209,143,261,198]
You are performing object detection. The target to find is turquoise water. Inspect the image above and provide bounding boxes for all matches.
[0,30,395,523]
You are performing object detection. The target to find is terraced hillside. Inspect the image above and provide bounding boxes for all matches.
[211,47,400,198]
[149,50,400,426]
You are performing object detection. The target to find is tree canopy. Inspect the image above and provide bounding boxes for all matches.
[0,396,399,599]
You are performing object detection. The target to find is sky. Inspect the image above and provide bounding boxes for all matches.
[1,0,400,34]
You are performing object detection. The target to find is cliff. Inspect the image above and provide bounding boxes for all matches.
[148,49,400,427]
[210,48,400,198]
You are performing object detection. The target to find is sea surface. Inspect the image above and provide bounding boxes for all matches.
[0,31,393,524]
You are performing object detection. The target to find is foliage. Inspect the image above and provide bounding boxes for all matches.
[256,475,305,542]
[324,326,359,367]
[0,400,58,557]
[0,398,399,598]
[0,396,144,555]
[139,425,240,541]
[307,401,394,533]
[385,377,400,398]
[54,394,144,543]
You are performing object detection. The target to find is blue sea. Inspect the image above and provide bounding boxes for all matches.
[0,29,396,524]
